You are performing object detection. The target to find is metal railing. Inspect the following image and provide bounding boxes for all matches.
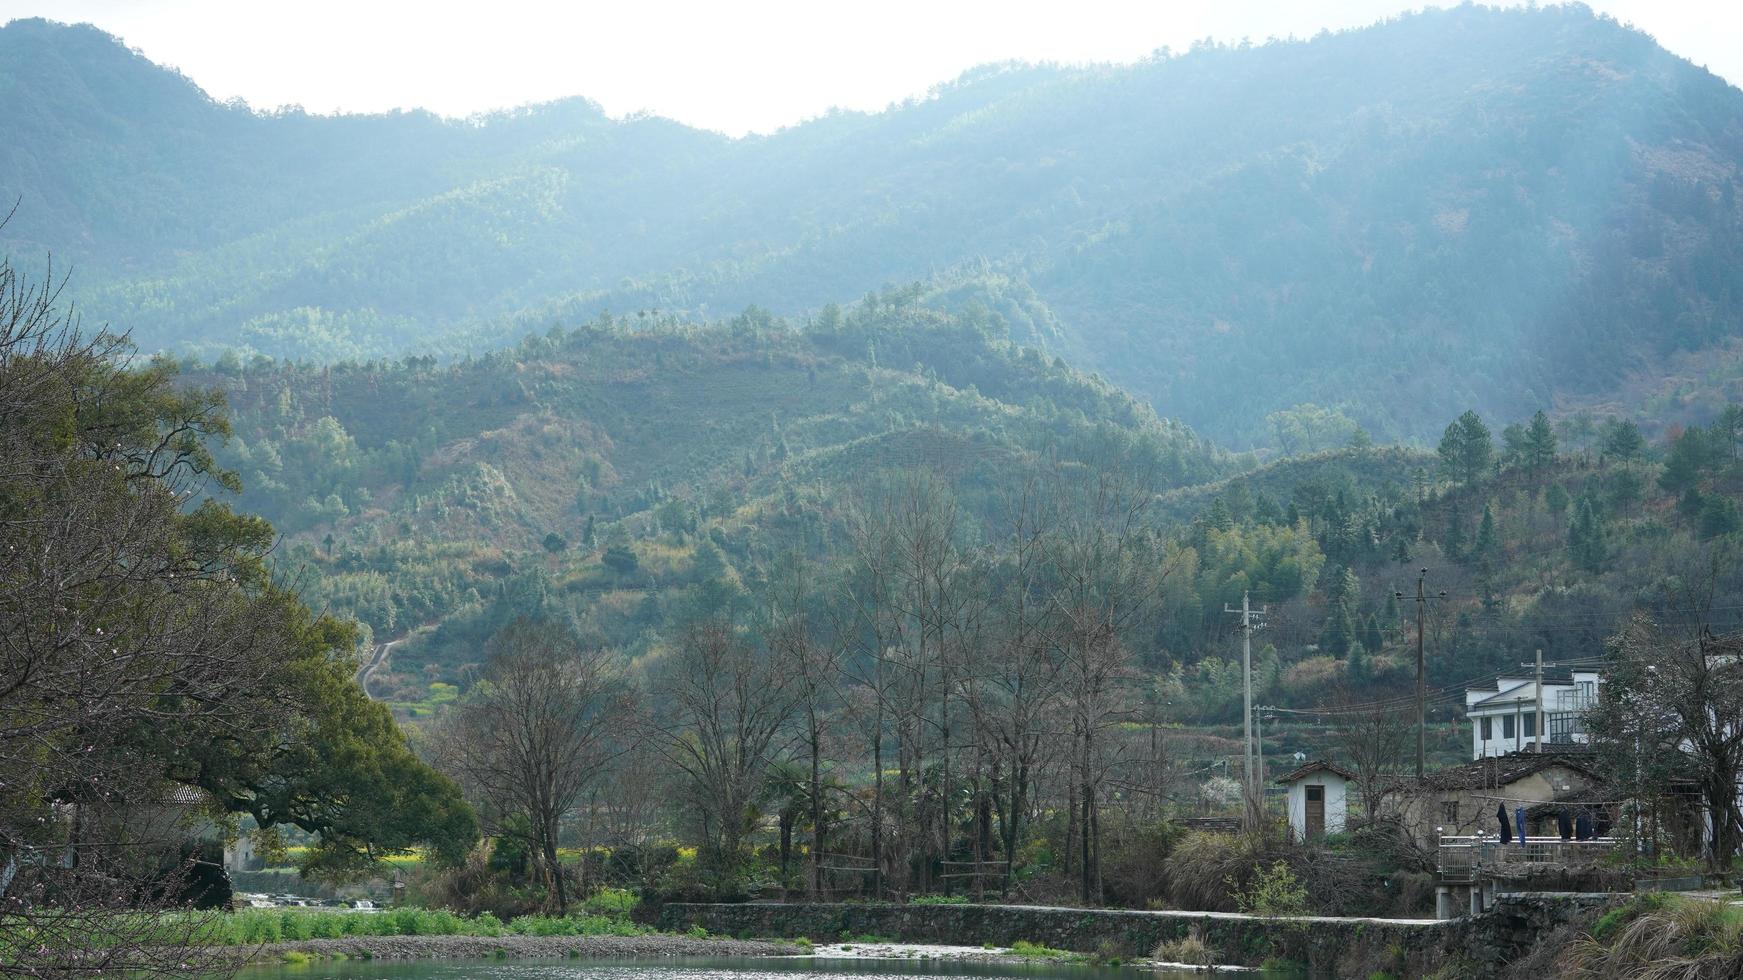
[1438,835,1617,882]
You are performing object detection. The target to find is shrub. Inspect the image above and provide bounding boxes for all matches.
[909,894,969,905]
[1100,818,1186,908]
[1164,831,1270,911]
[579,887,639,917]
[1231,860,1309,916]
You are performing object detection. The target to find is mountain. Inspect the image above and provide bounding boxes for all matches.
[195,299,1227,685]
[3,5,1742,445]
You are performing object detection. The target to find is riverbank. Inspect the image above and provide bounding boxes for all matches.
[233,933,798,965]
[659,897,1612,975]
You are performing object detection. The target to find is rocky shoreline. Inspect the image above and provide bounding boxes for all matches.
[233,933,799,964]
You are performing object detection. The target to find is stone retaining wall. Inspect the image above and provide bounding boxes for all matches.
[1448,892,1616,975]
[660,895,1614,976]
[659,902,1448,974]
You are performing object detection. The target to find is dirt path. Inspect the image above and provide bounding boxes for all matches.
[354,637,401,699]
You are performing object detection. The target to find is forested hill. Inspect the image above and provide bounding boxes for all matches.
[5,4,1742,444]
[198,300,1226,682]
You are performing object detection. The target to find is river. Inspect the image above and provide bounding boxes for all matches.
[240,956,1208,980]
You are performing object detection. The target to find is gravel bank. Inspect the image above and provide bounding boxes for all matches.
[237,933,797,964]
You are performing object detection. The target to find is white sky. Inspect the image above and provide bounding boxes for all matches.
[1,1,1736,135]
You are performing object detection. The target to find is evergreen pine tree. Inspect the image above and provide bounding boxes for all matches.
[1700,496,1742,539]
[1525,410,1558,469]
[1719,404,1743,462]
[1362,613,1385,653]
[1600,419,1646,464]
[1321,566,1361,658]
[1347,641,1371,683]
[1321,602,1356,657]
[1545,482,1570,517]
[1443,505,1467,563]
[1660,426,1712,495]
[1474,504,1499,563]
[1568,498,1607,573]
[1438,410,1493,484]
[1678,487,1706,522]
[1206,496,1234,532]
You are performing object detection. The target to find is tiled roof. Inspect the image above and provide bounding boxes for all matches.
[1274,760,1355,784]
[1417,750,1602,791]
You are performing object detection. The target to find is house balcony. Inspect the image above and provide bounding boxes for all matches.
[1437,835,1618,883]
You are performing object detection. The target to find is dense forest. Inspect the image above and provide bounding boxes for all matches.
[177,287,1743,740]
[191,295,1225,682]
[5,4,1743,443]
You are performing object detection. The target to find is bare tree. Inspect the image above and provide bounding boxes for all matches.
[964,478,1067,895]
[1325,686,1413,820]
[840,472,978,895]
[1047,460,1174,905]
[883,472,974,894]
[647,618,800,880]
[1588,615,1743,870]
[442,618,628,913]
[766,554,842,896]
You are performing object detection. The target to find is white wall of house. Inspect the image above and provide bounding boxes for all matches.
[1284,773,1348,841]
[1467,672,1602,759]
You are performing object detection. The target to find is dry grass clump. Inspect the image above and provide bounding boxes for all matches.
[1560,895,1743,980]
[1152,925,1218,967]
[1162,832,1268,911]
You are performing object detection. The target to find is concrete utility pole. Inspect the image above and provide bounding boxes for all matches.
[1255,705,1274,820]
[1226,590,1266,828]
[1397,569,1444,780]
[1534,649,1545,754]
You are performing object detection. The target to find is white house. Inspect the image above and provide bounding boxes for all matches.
[1466,670,1601,759]
[1275,760,1351,841]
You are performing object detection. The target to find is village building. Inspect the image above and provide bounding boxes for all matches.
[1395,750,1610,846]
[1275,760,1352,842]
[1465,669,1602,759]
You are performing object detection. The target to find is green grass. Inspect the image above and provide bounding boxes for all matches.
[909,894,970,905]
[194,906,650,945]
[1009,940,1078,960]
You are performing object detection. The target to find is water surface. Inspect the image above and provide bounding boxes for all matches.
[241,956,1200,980]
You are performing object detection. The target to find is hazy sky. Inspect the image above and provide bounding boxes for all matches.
[2,1,1736,135]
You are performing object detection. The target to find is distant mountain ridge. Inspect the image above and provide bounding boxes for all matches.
[3,5,1741,443]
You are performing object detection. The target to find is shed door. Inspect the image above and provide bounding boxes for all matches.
[1305,784,1326,838]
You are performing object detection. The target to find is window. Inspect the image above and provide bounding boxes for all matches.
[1523,714,1536,737]
[1442,801,1459,823]
[1502,715,1515,739]
[1306,785,1324,802]
[1481,717,1493,740]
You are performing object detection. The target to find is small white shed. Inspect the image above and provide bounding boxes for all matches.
[1276,760,1353,841]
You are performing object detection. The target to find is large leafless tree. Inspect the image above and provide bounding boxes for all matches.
[441,618,629,913]
[647,619,800,879]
